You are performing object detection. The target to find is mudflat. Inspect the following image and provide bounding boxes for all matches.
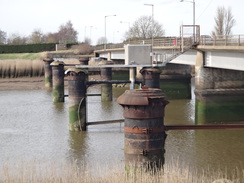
[0,77,45,91]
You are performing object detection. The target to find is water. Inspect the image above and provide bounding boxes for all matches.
[0,86,243,176]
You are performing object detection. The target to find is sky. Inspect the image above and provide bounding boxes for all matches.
[1,0,244,44]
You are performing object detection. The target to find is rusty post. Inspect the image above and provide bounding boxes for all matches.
[66,68,88,131]
[117,89,169,170]
[79,57,89,65]
[51,61,65,102]
[43,58,54,89]
[140,67,162,88]
[99,60,113,101]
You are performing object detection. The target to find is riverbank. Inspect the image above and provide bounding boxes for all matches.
[0,77,45,90]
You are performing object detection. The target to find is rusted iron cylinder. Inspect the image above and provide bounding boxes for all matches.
[79,57,89,65]
[117,89,169,170]
[140,67,162,88]
[66,68,88,131]
[99,60,113,101]
[43,58,54,89]
[51,61,65,102]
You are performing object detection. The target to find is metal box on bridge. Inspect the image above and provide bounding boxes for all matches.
[124,44,152,65]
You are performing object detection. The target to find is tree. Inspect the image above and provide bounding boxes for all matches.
[0,29,7,44]
[97,37,107,45]
[125,16,165,40]
[57,20,78,43]
[212,6,236,37]
[7,33,27,45]
[28,29,44,44]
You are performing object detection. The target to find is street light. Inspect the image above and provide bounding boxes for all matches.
[120,21,130,43]
[180,0,195,43]
[144,3,154,45]
[104,14,116,49]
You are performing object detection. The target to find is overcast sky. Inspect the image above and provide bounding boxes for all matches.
[1,0,244,44]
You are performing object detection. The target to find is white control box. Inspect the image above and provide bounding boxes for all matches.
[124,44,152,65]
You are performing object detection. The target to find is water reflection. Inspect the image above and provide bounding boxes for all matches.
[0,86,243,178]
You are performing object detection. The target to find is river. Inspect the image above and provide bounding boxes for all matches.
[0,83,243,177]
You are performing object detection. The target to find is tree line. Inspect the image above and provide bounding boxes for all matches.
[0,6,236,46]
[0,20,78,45]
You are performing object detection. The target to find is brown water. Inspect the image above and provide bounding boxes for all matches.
[0,86,243,176]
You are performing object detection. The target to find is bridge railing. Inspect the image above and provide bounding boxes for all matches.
[200,35,244,46]
[94,37,182,50]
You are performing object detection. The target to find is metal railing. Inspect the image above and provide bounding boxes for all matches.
[94,35,244,51]
[200,34,244,46]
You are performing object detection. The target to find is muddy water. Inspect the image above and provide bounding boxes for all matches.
[0,86,243,176]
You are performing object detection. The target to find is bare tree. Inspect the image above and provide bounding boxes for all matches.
[212,6,236,37]
[0,29,7,44]
[125,16,165,40]
[7,33,27,45]
[28,29,44,44]
[58,20,78,43]
[97,37,107,45]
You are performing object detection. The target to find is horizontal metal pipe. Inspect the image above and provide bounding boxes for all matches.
[87,119,124,126]
[64,94,101,97]
[88,80,131,85]
[165,124,244,131]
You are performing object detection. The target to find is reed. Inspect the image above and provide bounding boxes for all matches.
[0,59,44,78]
[0,159,242,183]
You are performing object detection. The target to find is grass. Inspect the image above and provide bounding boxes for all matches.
[0,159,242,183]
[0,52,47,60]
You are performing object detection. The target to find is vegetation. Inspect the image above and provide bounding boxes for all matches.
[125,16,165,41]
[0,43,56,54]
[0,159,242,183]
[212,6,236,37]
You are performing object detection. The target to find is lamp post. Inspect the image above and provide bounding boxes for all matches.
[180,0,195,43]
[104,14,116,49]
[144,4,154,45]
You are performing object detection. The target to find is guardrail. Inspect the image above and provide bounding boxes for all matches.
[94,35,244,51]
[200,35,244,46]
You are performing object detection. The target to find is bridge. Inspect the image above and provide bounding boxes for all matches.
[95,35,244,71]
[94,34,244,124]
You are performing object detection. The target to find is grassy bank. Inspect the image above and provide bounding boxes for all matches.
[0,52,47,60]
[0,159,242,183]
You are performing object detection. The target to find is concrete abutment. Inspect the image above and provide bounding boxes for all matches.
[195,50,244,124]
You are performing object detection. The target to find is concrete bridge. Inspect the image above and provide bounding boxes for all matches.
[94,35,244,124]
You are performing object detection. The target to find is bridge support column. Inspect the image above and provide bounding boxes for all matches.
[66,68,88,131]
[160,63,192,99]
[195,50,244,124]
[51,61,65,103]
[43,58,54,90]
[99,60,113,101]
[140,67,161,88]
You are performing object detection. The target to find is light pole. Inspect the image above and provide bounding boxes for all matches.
[104,14,116,49]
[180,0,195,43]
[144,4,154,45]
[120,21,131,43]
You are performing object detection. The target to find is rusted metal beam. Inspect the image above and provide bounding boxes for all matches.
[87,119,124,126]
[165,124,244,131]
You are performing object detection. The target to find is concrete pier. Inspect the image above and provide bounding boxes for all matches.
[51,61,65,103]
[195,51,244,124]
[43,58,54,89]
[66,68,88,131]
